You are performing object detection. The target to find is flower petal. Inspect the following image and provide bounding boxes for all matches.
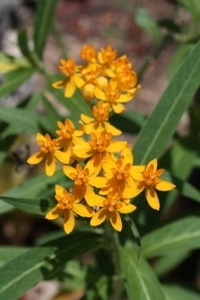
[110,210,122,231]
[36,132,46,143]
[27,151,45,164]
[52,80,65,89]
[118,202,137,214]
[54,150,71,164]
[73,74,85,88]
[133,165,146,172]
[130,167,144,181]
[106,141,126,153]
[45,155,56,176]
[73,145,92,159]
[64,210,75,234]
[112,103,124,114]
[45,207,62,220]
[86,153,102,176]
[84,184,96,206]
[55,185,66,197]
[88,176,108,188]
[155,180,176,191]
[81,114,94,124]
[90,208,107,226]
[104,122,122,136]
[63,166,77,180]
[146,159,157,172]
[73,203,93,217]
[123,181,145,198]
[118,93,132,103]
[94,87,107,100]
[145,186,160,210]
[64,78,76,98]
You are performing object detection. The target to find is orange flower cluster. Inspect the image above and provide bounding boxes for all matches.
[27,45,175,234]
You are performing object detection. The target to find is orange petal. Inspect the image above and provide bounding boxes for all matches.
[90,208,107,226]
[145,186,160,210]
[45,155,56,176]
[64,210,75,234]
[27,151,45,165]
[110,210,122,231]
[155,180,176,191]
[45,207,62,220]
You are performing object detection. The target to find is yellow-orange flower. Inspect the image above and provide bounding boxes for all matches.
[94,80,133,113]
[63,162,107,206]
[124,159,176,210]
[97,45,117,65]
[52,58,84,98]
[90,192,137,231]
[80,44,97,63]
[73,131,127,175]
[80,103,121,135]
[45,185,93,234]
[56,119,83,163]
[27,133,69,176]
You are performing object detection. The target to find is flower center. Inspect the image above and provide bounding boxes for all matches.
[90,132,111,152]
[103,198,122,212]
[117,70,137,90]
[92,104,109,122]
[72,164,89,185]
[56,193,74,210]
[100,45,116,64]
[39,135,58,154]
[80,45,96,61]
[59,120,74,139]
[105,85,121,102]
[59,58,76,76]
[143,169,164,186]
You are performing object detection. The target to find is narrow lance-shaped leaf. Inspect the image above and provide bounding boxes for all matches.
[120,247,166,300]
[34,0,58,58]
[142,216,200,258]
[134,41,200,164]
[0,68,34,99]
[162,284,200,300]
[0,232,100,300]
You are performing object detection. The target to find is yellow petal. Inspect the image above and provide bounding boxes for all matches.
[110,210,122,231]
[112,103,124,114]
[118,94,132,103]
[45,207,62,220]
[146,159,157,172]
[64,78,76,98]
[64,210,75,234]
[45,155,56,176]
[84,184,95,206]
[118,202,137,214]
[72,185,85,201]
[81,114,94,124]
[88,176,108,188]
[55,185,66,197]
[73,145,92,159]
[94,87,107,100]
[73,203,93,217]
[52,80,65,89]
[97,52,104,64]
[86,153,102,176]
[73,74,85,88]
[63,166,77,180]
[36,132,46,143]
[27,151,45,164]
[145,186,160,210]
[123,181,145,198]
[84,123,95,134]
[133,165,146,172]
[104,122,122,136]
[130,167,144,181]
[54,150,71,164]
[106,141,127,153]
[155,180,176,191]
[90,208,107,226]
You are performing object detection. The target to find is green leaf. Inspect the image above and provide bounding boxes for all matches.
[0,247,30,267]
[135,8,162,44]
[177,0,200,19]
[120,247,166,300]
[0,196,55,216]
[163,285,200,300]
[110,110,145,134]
[18,28,35,65]
[133,41,200,164]
[168,44,193,80]
[34,0,58,58]
[154,251,190,277]
[0,106,39,133]
[47,75,91,125]
[0,68,34,99]
[0,171,70,214]
[142,216,200,258]
[0,232,100,300]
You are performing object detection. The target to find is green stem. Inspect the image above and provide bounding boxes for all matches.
[104,223,124,300]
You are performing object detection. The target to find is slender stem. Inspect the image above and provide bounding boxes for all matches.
[104,223,124,300]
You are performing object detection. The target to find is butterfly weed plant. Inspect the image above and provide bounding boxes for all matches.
[0,1,200,299]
